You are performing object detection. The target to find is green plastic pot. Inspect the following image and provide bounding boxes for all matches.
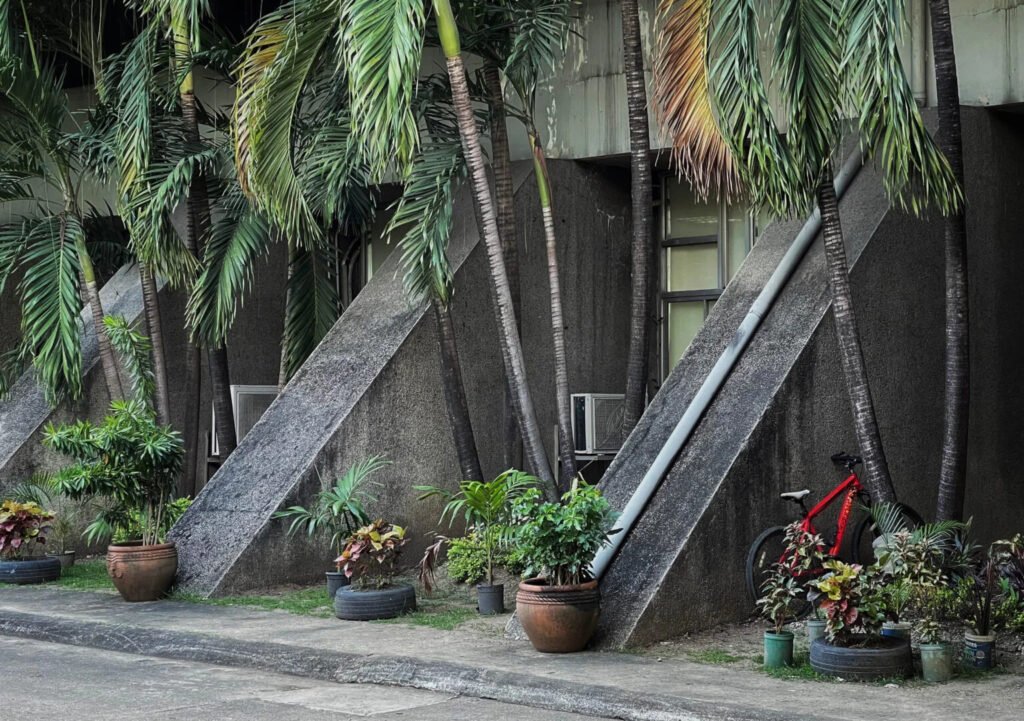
[764,630,794,669]
[805,620,827,645]
[920,643,953,683]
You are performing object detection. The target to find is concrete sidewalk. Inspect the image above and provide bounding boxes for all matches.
[1,586,1020,721]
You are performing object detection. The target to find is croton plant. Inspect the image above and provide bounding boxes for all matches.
[334,519,408,589]
[812,560,886,645]
[0,500,54,559]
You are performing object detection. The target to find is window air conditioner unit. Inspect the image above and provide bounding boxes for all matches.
[571,393,625,455]
[210,385,279,457]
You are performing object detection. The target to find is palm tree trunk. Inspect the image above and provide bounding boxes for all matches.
[620,0,654,440]
[482,61,523,473]
[816,166,896,503]
[929,0,970,522]
[430,295,484,481]
[433,0,556,496]
[529,130,577,489]
[174,21,237,460]
[278,241,296,391]
[76,237,123,402]
[139,262,171,426]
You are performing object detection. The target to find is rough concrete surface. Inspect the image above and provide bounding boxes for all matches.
[2,587,1021,721]
[2,636,597,720]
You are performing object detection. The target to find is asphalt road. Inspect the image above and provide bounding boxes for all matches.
[3,636,600,720]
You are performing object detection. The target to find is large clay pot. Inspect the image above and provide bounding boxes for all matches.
[107,542,177,602]
[0,556,62,585]
[517,577,600,653]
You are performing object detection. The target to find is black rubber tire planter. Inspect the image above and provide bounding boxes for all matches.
[333,583,417,621]
[0,556,61,585]
[810,636,912,681]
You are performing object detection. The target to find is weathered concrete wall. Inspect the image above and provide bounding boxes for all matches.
[171,160,631,596]
[595,107,1024,647]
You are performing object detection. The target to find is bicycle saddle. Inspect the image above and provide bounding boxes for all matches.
[830,452,863,467]
[779,489,811,502]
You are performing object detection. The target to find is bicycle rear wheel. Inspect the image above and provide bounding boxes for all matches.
[745,526,812,618]
[850,503,924,564]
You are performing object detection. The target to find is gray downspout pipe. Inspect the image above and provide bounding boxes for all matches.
[592,150,866,579]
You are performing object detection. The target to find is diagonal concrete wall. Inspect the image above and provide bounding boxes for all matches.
[595,107,1024,647]
[171,160,633,596]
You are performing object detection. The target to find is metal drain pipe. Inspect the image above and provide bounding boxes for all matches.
[592,150,865,578]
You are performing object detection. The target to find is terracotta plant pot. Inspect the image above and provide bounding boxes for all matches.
[107,542,177,602]
[517,577,600,653]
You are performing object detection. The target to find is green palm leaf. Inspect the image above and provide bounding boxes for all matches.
[282,240,339,381]
[17,214,83,404]
[341,0,426,178]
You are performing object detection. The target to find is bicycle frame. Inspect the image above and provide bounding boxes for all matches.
[800,472,864,557]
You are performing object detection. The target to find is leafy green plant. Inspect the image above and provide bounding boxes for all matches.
[9,473,85,553]
[273,457,386,568]
[757,522,824,634]
[112,497,192,545]
[416,469,537,586]
[439,531,525,586]
[509,479,618,587]
[335,519,409,589]
[44,399,184,546]
[0,500,53,559]
[811,561,886,646]
[963,534,1024,635]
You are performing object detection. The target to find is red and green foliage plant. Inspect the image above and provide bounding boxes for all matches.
[812,561,886,646]
[335,520,409,589]
[0,500,54,559]
[757,522,825,634]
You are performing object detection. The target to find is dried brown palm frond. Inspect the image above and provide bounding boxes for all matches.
[653,0,740,201]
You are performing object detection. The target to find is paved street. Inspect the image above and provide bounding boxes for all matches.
[4,637,597,720]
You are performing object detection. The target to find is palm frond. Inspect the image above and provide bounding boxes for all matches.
[503,0,574,99]
[388,140,465,305]
[18,214,83,405]
[341,0,425,178]
[282,240,339,381]
[128,0,210,53]
[707,0,800,215]
[654,0,740,201]
[115,23,159,194]
[234,0,338,246]
[103,314,156,407]
[773,0,841,190]
[842,0,961,215]
[187,189,274,346]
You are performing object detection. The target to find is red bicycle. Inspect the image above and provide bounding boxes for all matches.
[745,452,922,614]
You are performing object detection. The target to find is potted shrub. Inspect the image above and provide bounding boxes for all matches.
[44,398,185,602]
[0,500,60,584]
[962,534,1023,670]
[273,457,385,599]
[333,519,415,620]
[756,522,825,665]
[10,474,81,569]
[510,480,618,653]
[416,469,537,615]
[808,561,913,680]
[916,596,955,683]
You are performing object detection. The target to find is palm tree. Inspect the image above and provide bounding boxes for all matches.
[433,0,557,494]
[231,0,557,494]
[654,0,961,504]
[0,49,124,406]
[928,0,969,523]
[620,0,655,440]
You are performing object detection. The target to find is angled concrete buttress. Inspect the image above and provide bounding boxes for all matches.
[0,263,153,490]
[170,160,634,596]
[594,108,1024,647]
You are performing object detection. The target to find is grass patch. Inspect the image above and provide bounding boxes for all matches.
[687,648,744,665]
[375,596,478,631]
[171,587,335,618]
[55,559,113,591]
[757,653,834,682]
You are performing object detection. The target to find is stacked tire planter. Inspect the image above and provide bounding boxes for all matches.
[333,583,417,621]
[809,636,913,681]
[0,556,62,585]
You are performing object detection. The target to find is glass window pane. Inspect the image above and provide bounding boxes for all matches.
[666,179,719,240]
[667,301,706,368]
[725,202,752,283]
[668,244,718,292]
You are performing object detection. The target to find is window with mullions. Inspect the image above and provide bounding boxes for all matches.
[660,176,760,377]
